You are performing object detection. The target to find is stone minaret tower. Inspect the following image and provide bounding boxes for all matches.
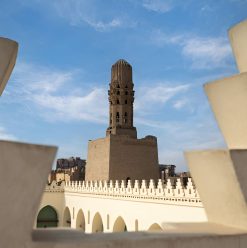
[106,59,137,138]
[86,59,159,181]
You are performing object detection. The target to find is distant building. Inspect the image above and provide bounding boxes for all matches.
[48,157,86,183]
[159,164,176,180]
[159,164,191,187]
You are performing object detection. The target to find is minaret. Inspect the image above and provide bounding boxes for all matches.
[106,59,137,138]
[86,59,159,181]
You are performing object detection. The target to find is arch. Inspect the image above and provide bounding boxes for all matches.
[92,212,104,233]
[63,207,71,227]
[36,205,58,228]
[113,216,127,232]
[148,223,163,232]
[76,209,85,231]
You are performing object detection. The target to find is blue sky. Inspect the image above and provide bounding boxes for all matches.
[0,0,246,171]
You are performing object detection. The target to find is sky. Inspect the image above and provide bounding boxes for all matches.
[0,0,246,171]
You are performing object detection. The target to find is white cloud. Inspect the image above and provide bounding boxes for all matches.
[151,30,232,69]
[182,37,232,69]
[135,83,190,113]
[53,0,124,31]
[173,98,188,110]
[24,0,135,31]
[0,125,17,141]
[13,62,73,93]
[142,0,173,13]
[151,30,183,46]
[31,88,108,123]
[84,18,123,32]
[7,61,108,124]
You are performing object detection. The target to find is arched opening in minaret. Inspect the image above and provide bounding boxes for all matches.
[117,99,120,104]
[125,91,128,95]
[116,112,119,122]
[124,112,128,123]
[125,100,127,104]
[117,91,120,95]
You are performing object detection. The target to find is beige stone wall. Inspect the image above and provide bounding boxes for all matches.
[86,135,159,181]
[85,137,111,181]
[109,135,159,180]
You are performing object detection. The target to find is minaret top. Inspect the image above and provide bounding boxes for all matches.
[106,59,137,138]
[111,59,133,87]
[113,59,131,66]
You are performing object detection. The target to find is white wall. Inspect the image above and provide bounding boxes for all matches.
[37,180,207,233]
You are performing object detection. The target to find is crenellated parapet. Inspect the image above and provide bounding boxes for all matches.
[61,178,201,206]
[44,181,65,192]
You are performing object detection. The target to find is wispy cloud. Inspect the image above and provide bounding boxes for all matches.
[13,62,74,93]
[151,30,232,69]
[0,125,17,141]
[24,0,136,31]
[31,88,108,123]
[172,98,189,110]
[5,62,190,124]
[135,83,190,113]
[142,0,174,13]
[182,37,232,69]
[84,18,123,32]
[6,61,108,123]
[53,0,126,31]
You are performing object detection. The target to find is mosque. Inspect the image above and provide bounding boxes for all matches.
[36,59,207,232]
[1,19,247,248]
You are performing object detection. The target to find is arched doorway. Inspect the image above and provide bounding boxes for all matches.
[148,223,163,232]
[63,207,71,227]
[36,205,58,228]
[76,209,85,231]
[113,216,127,232]
[92,212,103,233]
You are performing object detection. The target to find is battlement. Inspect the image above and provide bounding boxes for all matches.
[44,181,65,192]
[59,178,202,206]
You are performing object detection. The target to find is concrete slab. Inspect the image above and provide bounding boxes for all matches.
[0,37,18,95]
[0,141,57,248]
[185,149,247,230]
[31,229,246,248]
[204,72,247,148]
[229,19,247,73]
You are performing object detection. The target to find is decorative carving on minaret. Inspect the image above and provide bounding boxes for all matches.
[106,59,137,138]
